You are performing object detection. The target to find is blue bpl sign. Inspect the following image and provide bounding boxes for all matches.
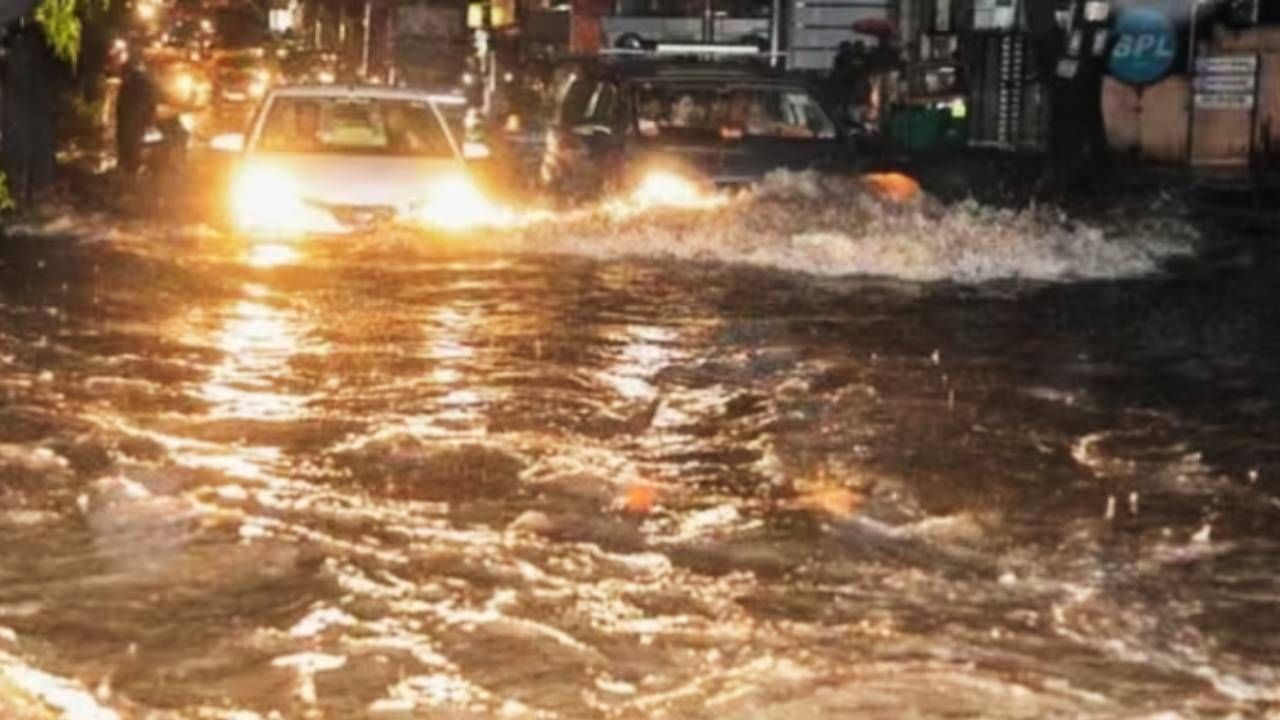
[1108,7,1178,85]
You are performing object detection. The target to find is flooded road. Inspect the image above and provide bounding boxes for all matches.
[1,179,1278,718]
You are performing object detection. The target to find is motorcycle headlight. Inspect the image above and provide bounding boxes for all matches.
[173,72,195,99]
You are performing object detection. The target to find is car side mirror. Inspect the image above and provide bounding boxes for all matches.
[211,133,245,153]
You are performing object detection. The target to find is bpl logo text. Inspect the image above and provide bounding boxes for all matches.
[1108,7,1178,85]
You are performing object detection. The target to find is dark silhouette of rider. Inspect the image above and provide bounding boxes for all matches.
[116,57,157,178]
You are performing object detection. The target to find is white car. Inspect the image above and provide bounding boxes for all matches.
[217,85,492,236]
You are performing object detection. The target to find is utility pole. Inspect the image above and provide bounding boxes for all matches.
[768,0,781,67]
[360,0,372,77]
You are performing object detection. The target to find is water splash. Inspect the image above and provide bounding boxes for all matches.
[496,172,1196,282]
[11,172,1196,285]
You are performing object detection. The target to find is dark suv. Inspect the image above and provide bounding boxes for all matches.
[540,58,850,197]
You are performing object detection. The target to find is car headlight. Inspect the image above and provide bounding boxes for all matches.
[249,79,268,98]
[231,164,311,234]
[417,173,504,230]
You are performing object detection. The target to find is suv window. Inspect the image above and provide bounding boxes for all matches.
[633,84,837,140]
[555,76,596,126]
[556,76,619,129]
[584,82,618,125]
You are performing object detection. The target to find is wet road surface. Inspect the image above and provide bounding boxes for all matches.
[0,181,1278,718]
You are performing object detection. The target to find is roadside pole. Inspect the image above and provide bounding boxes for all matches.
[1184,0,1199,166]
[769,0,781,67]
[360,0,373,78]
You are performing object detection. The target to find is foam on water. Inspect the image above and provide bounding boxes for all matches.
[497,172,1197,282]
[1,650,119,720]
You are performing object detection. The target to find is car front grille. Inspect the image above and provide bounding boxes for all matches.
[309,202,399,229]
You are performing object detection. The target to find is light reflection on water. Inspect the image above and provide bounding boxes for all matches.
[420,300,496,432]
[0,222,1276,719]
[199,297,312,420]
[597,324,679,402]
[246,242,301,268]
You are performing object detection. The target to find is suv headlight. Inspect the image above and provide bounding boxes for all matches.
[634,170,699,206]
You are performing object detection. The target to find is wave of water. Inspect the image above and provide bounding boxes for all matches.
[495,172,1198,283]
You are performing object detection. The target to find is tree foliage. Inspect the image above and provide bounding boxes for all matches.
[34,0,82,64]
[34,0,110,65]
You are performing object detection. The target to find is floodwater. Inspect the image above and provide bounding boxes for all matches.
[1,176,1278,718]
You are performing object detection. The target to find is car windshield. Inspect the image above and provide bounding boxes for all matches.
[256,97,456,157]
[633,84,837,140]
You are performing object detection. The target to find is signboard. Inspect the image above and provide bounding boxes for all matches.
[396,5,466,43]
[268,8,294,33]
[1196,56,1258,74]
[1193,75,1256,94]
[1194,93,1255,111]
[1192,54,1258,111]
[973,0,1016,30]
[1108,7,1177,85]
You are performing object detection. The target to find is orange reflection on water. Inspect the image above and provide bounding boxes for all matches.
[417,299,501,432]
[200,298,311,421]
[247,242,301,268]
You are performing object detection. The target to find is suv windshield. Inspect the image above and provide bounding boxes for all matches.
[256,97,456,157]
[633,84,837,140]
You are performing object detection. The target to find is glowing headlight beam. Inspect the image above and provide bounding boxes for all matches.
[634,171,699,207]
[173,73,195,99]
[231,165,311,236]
[417,174,510,231]
[617,170,727,213]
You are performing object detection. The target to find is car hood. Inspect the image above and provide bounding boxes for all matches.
[246,152,463,208]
